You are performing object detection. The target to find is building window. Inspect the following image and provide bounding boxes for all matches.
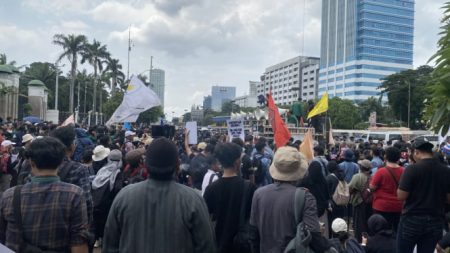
[303,86,307,89]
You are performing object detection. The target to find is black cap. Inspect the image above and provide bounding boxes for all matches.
[145,137,178,179]
[412,139,434,151]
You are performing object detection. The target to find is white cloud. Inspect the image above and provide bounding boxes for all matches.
[2,0,448,118]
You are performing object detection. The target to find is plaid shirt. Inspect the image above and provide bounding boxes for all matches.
[57,157,93,224]
[0,176,89,252]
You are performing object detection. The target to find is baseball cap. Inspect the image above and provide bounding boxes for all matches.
[1,140,15,147]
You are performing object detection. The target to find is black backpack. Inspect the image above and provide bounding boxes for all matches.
[252,154,266,184]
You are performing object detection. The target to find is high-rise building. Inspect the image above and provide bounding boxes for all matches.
[149,69,165,108]
[257,56,320,105]
[249,81,260,96]
[211,86,236,112]
[319,0,414,101]
[301,64,320,102]
[203,95,212,110]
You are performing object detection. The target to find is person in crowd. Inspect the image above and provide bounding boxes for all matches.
[91,145,110,175]
[339,149,359,183]
[87,126,97,144]
[313,146,329,177]
[232,138,254,182]
[102,137,215,253]
[49,126,93,235]
[123,148,148,186]
[204,142,255,253]
[250,146,332,253]
[123,130,136,153]
[370,147,384,174]
[328,218,364,253]
[300,160,332,238]
[0,137,89,253]
[326,161,347,236]
[369,147,404,232]
[362,214,396,253]
[15,134,34,185]
[252,139,272,187]
[0,140,15,193]
[348,159,373,243]
[201,155,220,196]
[73,128,94,162]
[397,140,450,253]
[91,149,123,248]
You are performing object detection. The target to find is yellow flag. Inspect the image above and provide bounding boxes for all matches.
[307,92,328,119]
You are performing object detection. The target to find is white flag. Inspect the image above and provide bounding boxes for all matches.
[61,114,75,126]
[106,76,161,125]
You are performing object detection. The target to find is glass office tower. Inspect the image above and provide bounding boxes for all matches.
[318,0,414,101]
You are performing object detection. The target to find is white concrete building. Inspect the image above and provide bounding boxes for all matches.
[257,56,320,106]
[301,64,320,102]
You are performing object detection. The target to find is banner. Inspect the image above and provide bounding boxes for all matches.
[227,119,245,141]
[106,76,161,125]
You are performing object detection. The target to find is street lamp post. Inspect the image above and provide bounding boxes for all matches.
[54,63,65,110]
[407,80,411,129]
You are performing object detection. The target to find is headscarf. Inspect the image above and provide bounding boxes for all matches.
[299,161,330,216]
[92,150,123,190]
[368,214,391,236]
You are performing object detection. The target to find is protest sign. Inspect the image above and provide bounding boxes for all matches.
[186,121,198,144]
[227,119,245,141]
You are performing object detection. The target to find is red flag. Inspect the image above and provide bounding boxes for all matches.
[267,93,291,148]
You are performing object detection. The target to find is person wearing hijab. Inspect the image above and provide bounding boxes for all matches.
[91,149,124,248]
[300,160,331,238]
[362,214,395,253]
[326,161,347,237]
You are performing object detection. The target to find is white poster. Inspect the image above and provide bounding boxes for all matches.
[227,119,245,141]
[186,121,198,144]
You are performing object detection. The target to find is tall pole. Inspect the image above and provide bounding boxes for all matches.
[149,56,153,86]
[127,27,131,81]
[54,63,60,110]
[84,80,87,114]
[407,80,411,129]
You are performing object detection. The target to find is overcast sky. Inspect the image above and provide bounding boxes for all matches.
[0,0,445,117]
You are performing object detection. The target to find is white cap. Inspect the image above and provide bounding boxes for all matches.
[125,131,136,138]
[1,140,15,147]
[332,218,348,233]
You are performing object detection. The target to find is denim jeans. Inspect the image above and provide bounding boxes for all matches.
[397,215,443,253]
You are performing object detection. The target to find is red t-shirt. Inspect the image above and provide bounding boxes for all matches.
[371,166,405,213]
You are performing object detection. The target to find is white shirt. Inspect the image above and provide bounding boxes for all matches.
[201,169,219,196]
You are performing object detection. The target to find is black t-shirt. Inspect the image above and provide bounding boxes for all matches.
[399,158,450,217]
[203,176,255,253]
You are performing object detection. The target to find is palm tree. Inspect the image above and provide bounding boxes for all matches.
[104,57,125,94]
[427,2,450,132]
[81,39,110,122]
[53,34,87,113]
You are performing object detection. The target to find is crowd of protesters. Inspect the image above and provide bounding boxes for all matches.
[0,118,449,253]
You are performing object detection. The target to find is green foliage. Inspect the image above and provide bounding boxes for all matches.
[379,65,433,129]
[328,97,362,129]
[137,106,164,124]
[0,81,13,96]
[53,34,88,113]
[22,103,32,116]
[425,2,450,131]
[221,101,240,114]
